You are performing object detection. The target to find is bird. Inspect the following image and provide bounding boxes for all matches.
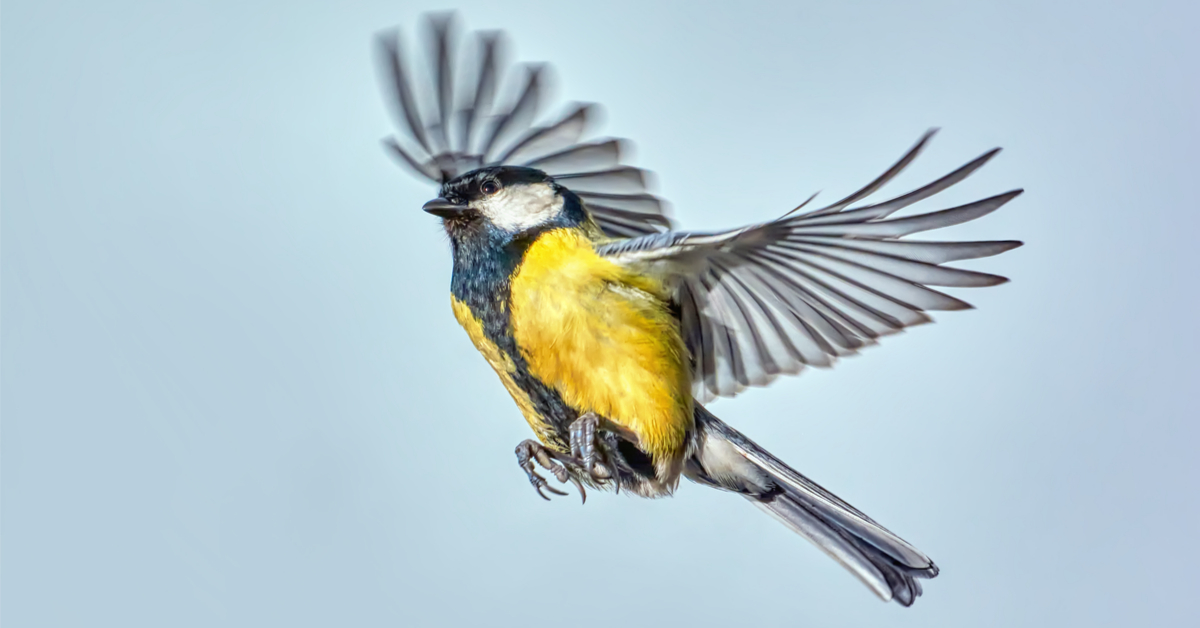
[375,14,1022,607]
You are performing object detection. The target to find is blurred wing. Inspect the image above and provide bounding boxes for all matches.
[597,131,1023,402]
[375,14,672,236]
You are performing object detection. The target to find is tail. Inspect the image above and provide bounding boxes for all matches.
[685,406,939,606]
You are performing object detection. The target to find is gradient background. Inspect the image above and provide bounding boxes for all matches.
[4,1,1198,626]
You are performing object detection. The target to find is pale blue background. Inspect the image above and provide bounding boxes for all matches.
[4,1,1198,626]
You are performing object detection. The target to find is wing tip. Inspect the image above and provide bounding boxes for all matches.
[374,25,400,42]
[422,9,457,26]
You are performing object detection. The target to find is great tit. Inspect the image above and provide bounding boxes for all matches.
[376,15,1022,607]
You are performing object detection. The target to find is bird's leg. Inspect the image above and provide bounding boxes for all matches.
[514,439,586,503]
[569,412,622,493]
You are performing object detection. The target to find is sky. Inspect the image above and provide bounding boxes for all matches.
[3,1,1198,626]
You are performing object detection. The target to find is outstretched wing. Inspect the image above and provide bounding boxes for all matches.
[375,14,671,237]
[596,130,1023,402]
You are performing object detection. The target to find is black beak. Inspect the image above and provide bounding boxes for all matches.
[422,197,469,218]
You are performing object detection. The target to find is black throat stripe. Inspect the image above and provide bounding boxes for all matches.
[448,221,581,450]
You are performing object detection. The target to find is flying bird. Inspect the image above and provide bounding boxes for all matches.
[376,14,1022,607]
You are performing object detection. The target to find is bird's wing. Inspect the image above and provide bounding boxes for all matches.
[596,130,1023,402]
[376,14,672,237]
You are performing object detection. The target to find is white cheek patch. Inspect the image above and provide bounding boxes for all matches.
[475,183,563,233]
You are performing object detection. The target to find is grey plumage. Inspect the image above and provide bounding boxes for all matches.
[375,14,671,238]
[597,130,1023,401]
[687,406,938,606]
[591,129,1017,604]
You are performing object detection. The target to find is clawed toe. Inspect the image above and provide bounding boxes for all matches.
[515,439,586,503]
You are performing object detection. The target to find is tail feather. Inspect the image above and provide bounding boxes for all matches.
[687,406,939,606]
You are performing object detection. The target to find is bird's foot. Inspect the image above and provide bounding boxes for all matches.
[569,412,622,494]
[515,439,586,503]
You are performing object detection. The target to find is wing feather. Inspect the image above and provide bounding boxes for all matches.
[457,30,499,155]
[478,65,545,162]
[376,15,674,238]
[524,139,622,173]
[427,13,454,154]
[595,133,1023,401]
[377,29,433,157]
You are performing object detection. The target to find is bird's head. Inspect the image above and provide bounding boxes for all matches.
[423,166,573,238]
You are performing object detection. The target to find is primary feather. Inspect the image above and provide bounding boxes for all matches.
[596,130,1023,401]
[375,14,672,237]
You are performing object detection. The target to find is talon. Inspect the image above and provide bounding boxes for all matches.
[538,484,567,500]
[515,439,577,502]
[557,467,587,503]
[601,432,623,495]
[609,462,623,494]
[533,445,586,503]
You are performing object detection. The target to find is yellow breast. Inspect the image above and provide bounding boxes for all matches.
[450,297,561,447]
[508,228,693,466]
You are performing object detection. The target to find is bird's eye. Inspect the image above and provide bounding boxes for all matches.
[480,180,500,195]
